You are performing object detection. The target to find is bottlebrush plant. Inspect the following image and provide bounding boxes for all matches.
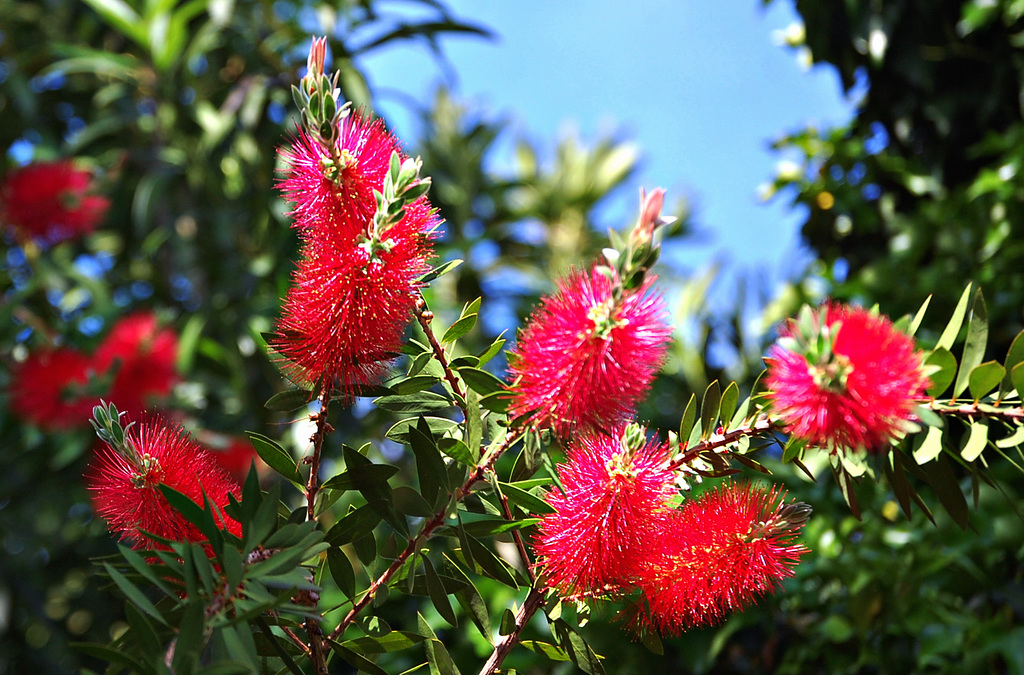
[64,37,1024,675]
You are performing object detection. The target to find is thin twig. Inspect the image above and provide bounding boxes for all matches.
[305,385,333,521]
[669,415,779,471]
[415,292,469,420]
[495,484,536,584]
[328,428,523,641]
[924,400,1024,423]
[478,587,546,675]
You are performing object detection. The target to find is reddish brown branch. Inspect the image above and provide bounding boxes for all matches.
[478,587,546,675]
[415,293,469,419]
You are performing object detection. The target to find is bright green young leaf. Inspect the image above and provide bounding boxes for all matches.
[936,284,973,351]
[419,258,463,284]
[913,425,945,465]
[953,288,988,398]
[907,293,932,336]
[477,334,507,366]
[961,421,990,462]
[968,360,1005,401]
[925,348,957,398]
[341,632,427,654]
[996,424,1024,449]
[438,437,478,466]
[521,640,570,661]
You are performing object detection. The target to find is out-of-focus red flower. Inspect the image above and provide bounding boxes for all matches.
[8,347,97,429]
[638,483,809,634]
[0,160,109,244]
[94,312,179,418]
[278,114,400,239]
[88,418,241,548]
[206,436,266,484]
[765,303,928,453]
[271,198,436,391]
[533,428,678,597]
[507,267,671,437]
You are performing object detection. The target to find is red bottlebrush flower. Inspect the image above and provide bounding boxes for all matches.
[88,418,242,548]
[533,428,678,597]
[271,198,437,391]
[765,303,929,453]
[0,160,109,244]
[507,267,671,437]
[278,114,400,239]
[639,483,809,634]
[207,436,266,484]
[94,312,179,418]
[8,347,97,429]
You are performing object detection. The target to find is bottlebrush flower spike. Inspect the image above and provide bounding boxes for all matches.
[279,113,400,239]
[95,312,179,418]
[271,198,437,392]
[0,160,109,244]
[533,425,678,597]
[8,347,97,429]
[765,303,929,453]
[639,483,810,634]
[507,266,671,437]
[88,414,241,548]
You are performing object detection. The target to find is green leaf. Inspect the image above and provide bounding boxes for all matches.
[457,517,541,538]
[521,640,570,661]
[498,481,555,514]
[420,259,463,283]
[438,437,478,466]
[920,454,970,530]
[81,0,147,46]
[417,613,461,675]
[70,643,150,674]
[322,463,399,491]
[341,631,427,654]
[123,601,162,658]
[327,548,356,599]
[327,640,390,675]
[457,367,506,396]
[374,391,454,414]
[719,382,739,430]
[699,380,721,438]
[409,420,449,508]
[996,424,1024,449]
[118,544,173,597]
[1013,363,1024,404]
[158,485,223,557]
[443,554,492,643]
[423,556,457,627]
[968,360,1005,401]
[953,288,988,398]
[678,393,697,441]
[553,619,605,675]
[478,390,512,413]
[391,375,442,394]
[477,334,507,366]
[925,348,957,398]
[908,294,932,336]
[961,421,989,462]
[386,416,457,444]
[172,600,206,673]
[781,437,806,463]
[392,485,435,517]
[466,536,519,588]
[913,425,945,465]
[1001,329,1024,397]
[499,608,516,635]
[936,284,972,351]
[466,389,483,459]
[441,314,478,343]
[246,432,301,484]
[326,502,384,546]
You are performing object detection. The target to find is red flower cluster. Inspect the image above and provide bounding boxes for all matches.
[533,429,809,634]
[0,160,109,244]
[271,115,437,392]
[507,268,671,436]
[765,303,929,453]
[638,484,809,633]
[8,312,179,430]
[533,430,678,596]
[88,418,241,547]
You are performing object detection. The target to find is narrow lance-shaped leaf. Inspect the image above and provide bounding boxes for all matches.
[937,283,973,351]
[953,288,988,399]
[1000,329,1024,398]
[699,380,721,438]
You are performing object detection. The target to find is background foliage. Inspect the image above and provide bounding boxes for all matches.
[2,0,1023,673]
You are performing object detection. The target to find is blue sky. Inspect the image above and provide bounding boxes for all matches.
[359,1,854,280]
